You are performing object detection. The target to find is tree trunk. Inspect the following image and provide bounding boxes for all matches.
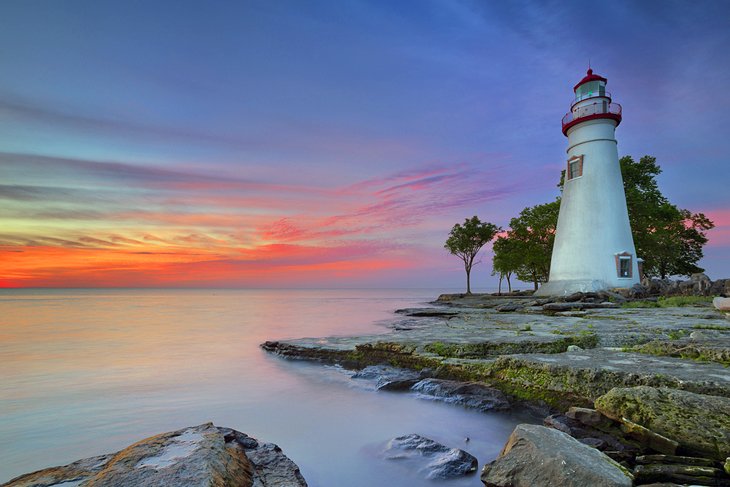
[466,267,471,294]
[498,274,503,295]
[507,273,512,293]
[533,272,538,291]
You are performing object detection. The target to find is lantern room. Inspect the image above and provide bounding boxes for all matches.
[562,68,622,135]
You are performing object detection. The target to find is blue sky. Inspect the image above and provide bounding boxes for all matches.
[1,0,728,288]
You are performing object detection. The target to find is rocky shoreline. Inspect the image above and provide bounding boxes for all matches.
[7,282,730,486]
[263,289,730,486]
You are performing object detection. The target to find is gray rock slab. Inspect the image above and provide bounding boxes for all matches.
[481,424,633,487]
[265,296,730,356]
[496,348,730,398]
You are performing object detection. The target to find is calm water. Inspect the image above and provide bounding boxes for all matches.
[0,289,525,486]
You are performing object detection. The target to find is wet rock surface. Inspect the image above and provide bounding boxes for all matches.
[351,365,422,390]
[3,423,307,487]
[260,292,730,485]
[410,378,510,411]
[383,433,477,480]
[481,424,633,487]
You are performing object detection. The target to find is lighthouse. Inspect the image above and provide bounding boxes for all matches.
[535,68,640,296]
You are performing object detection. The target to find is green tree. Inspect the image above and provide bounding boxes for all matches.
[497,201,560,290]
[492,236,522,294]
[445,216,500,294]
[619,155,714,278]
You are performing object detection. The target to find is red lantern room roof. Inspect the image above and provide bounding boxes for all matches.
[573,68,607,92]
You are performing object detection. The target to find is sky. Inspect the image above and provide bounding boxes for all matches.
[1,0,729,289]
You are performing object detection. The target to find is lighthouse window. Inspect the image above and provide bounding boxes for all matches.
[616,253,633,278]
[567,155,583,180]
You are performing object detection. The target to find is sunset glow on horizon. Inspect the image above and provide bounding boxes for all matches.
[2,1,729,288]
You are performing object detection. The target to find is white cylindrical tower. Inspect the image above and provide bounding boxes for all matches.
[535,69,640,296]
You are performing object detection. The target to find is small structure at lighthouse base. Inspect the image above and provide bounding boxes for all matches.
[535,68,640,296]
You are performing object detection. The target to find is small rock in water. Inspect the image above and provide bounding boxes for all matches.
[411,378,510,411]
[383,434,478,480]
[567,344,584,352]
[352,365,421,391]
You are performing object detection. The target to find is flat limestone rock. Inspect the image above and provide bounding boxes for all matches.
[3,423,307,487]
[481,424,633,487]
[595,386,730,461]
[383,434,478,480]
[492,349,730,402]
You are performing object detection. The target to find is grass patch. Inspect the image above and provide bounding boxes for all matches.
[622,295,714,309]
[659,295,714,307]
[693,324,730,331]
[667,329,687,340]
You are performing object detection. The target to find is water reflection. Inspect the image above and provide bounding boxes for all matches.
[0,289,524,486]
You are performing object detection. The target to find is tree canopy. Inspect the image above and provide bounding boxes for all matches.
[620,155,714,278]
[445,216,500,294]
[493,200,560,290]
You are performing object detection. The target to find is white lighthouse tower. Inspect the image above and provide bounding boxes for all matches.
[535,68,640,296]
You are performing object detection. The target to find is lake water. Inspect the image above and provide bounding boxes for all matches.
[0,289,526,486]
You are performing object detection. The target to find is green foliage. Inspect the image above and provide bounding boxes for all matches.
[622,296,713,309]
[619,155,714,278]
[693,324,730,331]
[658,295,713,307]
[445,216,500,294]
[424,341,457,357]
[667,329,687,340]
[492,200,560,290]
[492,236,521,293]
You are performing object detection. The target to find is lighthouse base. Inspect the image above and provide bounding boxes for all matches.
[534,279,619,297]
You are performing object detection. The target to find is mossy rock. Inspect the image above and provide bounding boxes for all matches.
[595,386,730,461]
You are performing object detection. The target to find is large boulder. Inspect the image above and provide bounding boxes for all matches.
[714,297,730,312]
[4,423,307,487]
[481,424,633,487]
[709,278,730,297]
[595,386,730,461]
[383,434,477,479]
[410,378,511,411]
[690,273,713,295]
